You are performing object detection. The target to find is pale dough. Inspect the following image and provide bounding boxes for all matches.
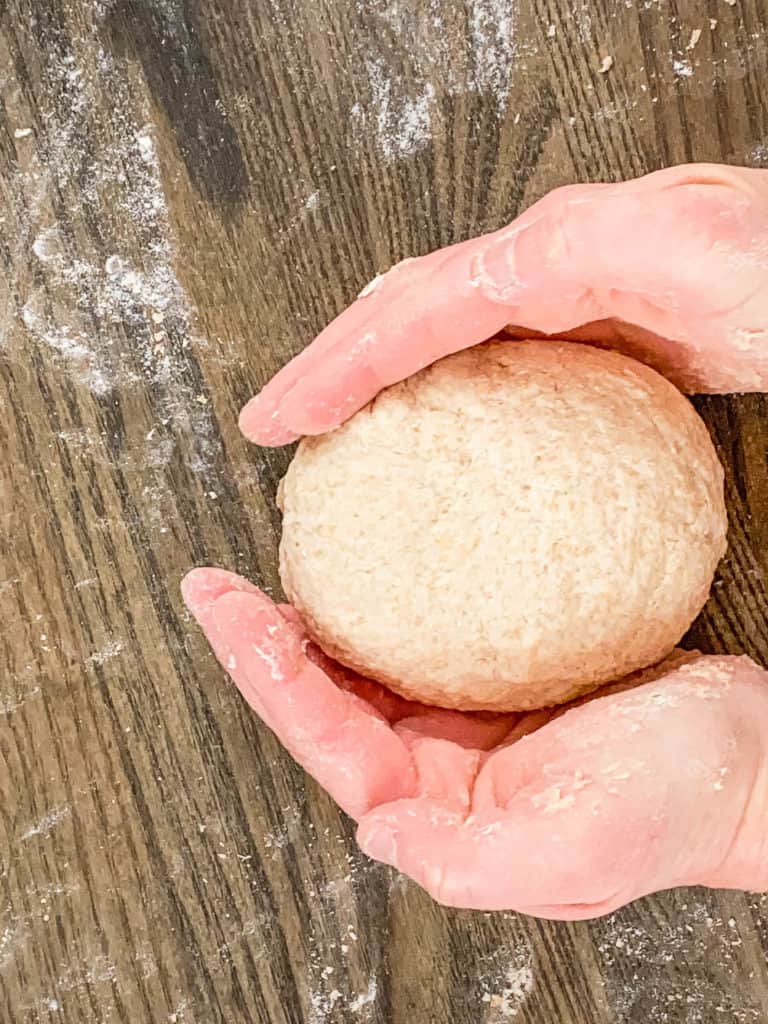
[278,340,727,711]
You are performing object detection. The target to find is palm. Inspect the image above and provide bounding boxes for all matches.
[183,568,768,919]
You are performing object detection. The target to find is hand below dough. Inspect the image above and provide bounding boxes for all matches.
[182,568,768,919]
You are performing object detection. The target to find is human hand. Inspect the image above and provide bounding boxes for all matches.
[182,568,768,919]
[239,163,768,446]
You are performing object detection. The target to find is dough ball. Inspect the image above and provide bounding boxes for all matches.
[278,340,727,712]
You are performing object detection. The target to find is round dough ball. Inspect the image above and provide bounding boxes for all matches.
[278,340,727,712]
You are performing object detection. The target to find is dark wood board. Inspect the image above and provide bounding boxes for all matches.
[1,1,768,1021]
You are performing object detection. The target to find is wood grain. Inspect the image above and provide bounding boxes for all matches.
[1,1,767,1021]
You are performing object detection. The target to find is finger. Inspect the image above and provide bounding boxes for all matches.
[183,575,417,820]
[387,713,515,813]
[394,710,514,751]
[182,567,262,648]
[358,797,646,918]
[356,785,641,915]
[242,164,768,445]
[301,638,432,723]
[238,246,473,444]
[298,628,515,739]
[396,740,482,813]
[357,798,619,913]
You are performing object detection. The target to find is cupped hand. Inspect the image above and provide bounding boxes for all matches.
[240,163,768,446]
[182,568,768,919]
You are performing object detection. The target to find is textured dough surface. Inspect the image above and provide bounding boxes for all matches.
[278,340,727,711]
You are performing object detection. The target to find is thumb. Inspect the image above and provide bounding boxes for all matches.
[358,656,768,918]
[356,797,636,918]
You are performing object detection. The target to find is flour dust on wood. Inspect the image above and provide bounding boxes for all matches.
[595,894,765,1023]
[4,13,222,476]
[477,940,536,1021]
[345,0,519,161]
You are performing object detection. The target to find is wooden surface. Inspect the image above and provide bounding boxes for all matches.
[2,1,768,1021]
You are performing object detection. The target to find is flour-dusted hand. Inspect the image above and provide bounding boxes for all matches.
[183,568,768,919]
[240,163,768,446]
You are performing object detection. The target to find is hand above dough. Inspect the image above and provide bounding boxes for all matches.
[182,568,768,919]
[239,163,768,446]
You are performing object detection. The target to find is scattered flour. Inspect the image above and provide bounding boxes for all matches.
[354,60,436,161]
[302,838,386,1021]
[571,7,593,44]
[21,300,113,395]
[87,638,125,666]
[478,943,535,1020]
[309,985,343,1023]
[0,882,78,987]
[137,131,155,164]
[350,0,518,161]
[0,686,41,716]
[481,966,534,1019]
[21,805,71,840]
[262,803,305,855]
[748,142,768,167]
[16,953,120,1020]
[9,25,222,475]
[596,897,764,1022]
[349,977,377,1012]
[57,953,118,990]
[672,58,694,78]
[468,0,517,104]
[0,922,29,971]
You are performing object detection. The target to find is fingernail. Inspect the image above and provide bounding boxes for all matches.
[359,819,399,865]
[239,395,300,446]
[181,569,259,617]
[181,568,229,619]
